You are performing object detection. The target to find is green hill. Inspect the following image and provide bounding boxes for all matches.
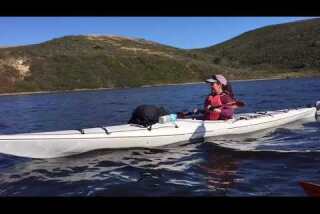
[1,18,320,94]
[0,35,224,93]
[199,18,320,76]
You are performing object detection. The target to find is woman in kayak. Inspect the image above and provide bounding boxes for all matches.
[203,74,238,120]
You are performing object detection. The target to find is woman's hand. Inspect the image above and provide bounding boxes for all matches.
[208,105,222,111]
[213,108,221,113]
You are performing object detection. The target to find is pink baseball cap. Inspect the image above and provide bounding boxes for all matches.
[205,74,227,85]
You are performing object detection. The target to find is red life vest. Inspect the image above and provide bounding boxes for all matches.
[204,94,222,120]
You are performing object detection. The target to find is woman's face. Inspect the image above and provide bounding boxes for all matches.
[211,82,222,94]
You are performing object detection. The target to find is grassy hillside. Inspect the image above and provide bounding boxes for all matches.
[0,35,225,93]
[199,18,320,75]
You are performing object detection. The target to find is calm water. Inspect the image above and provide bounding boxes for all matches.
[0,78,319,196]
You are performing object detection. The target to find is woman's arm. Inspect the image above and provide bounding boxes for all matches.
[219,107,234,119]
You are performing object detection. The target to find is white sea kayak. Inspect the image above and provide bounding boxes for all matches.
[0,105,318,159]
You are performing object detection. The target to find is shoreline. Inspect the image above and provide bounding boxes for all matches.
[0,76,303,97]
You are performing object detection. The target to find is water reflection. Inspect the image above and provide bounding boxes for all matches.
[198,144,241,195]
[0,141,205,196]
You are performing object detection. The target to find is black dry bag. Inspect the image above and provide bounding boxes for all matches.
[128,105,169,127]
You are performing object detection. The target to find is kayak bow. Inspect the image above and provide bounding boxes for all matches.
[299,181,320,197]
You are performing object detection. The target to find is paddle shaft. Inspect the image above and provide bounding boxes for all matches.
[178,100,245,117]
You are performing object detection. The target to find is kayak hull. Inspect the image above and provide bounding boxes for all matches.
[0,107,316,158]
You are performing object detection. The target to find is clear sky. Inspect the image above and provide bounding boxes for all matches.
[0,17,316,49]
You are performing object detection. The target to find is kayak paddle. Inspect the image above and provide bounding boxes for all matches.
[177,100,245,118]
